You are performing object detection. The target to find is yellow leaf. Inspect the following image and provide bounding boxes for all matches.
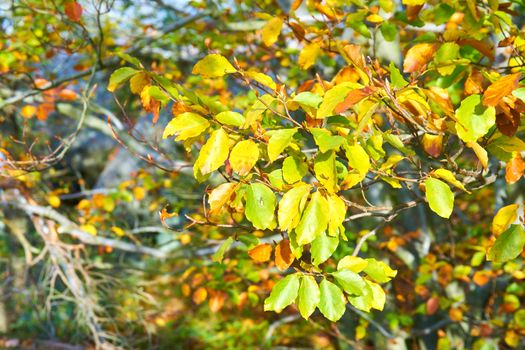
[192,54,237,78]
[466,141,488,169]
[262,17,284,46]
[492,204,519,235]
[133,187,146,201]
[298,42,321,70]
[326,194,346,237]
[80,224,97,236]
[111,226,126,237]
[402,0,425,5]
[229,139,259,176]
[48,195,61,208]
[245,70,277,90]
[337,256,368,272]
[129,71,150,94]
[431,168,470,193]
[21,105,36,118]
[248,243,273,262]
[194,128,231,180]
[278,183,312,232]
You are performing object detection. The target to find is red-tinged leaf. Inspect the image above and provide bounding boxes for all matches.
[65,1,83,22]
[403,43,437,73]
[248,243,272,263]
[334,87,374,114]
[482,73,521,107]
[426,297,439,315]
[275,239,294,271]
[421,133,443,158]
[505,153,525,184]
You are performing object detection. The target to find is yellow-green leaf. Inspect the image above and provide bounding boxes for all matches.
[318,279,346,322]
[278,183,312,232]
[245,183,277,230]
[297,275,320,319]
[108,67,139,92]
[492,204,519,235]
[487,225,525,262]
[425,178,454,219]
[314,151,338,193]
[215,111,245,127]
[295,191,328,245]
[192,54,237,78]
[163,112,210,141]
[455,94,496,143]
[264,274,300,313]
[431,168,470,193]
[267,128,297,162]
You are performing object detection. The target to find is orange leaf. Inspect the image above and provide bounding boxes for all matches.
[426,297,439,315]
[473,271,491,286]
[140,87,161,123]
[505,152,524,184]
[482,73,521,107]
[208,290,227,312]
[248,243,272,263]
[36,103,55,121]
[65,1,83,22]
[403,43,437,73]
[58,89,78,101]
[334,87,374,114]
[192,287,207,305]
[275,239,294,271]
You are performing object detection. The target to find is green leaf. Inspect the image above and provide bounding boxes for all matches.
[245,183,277,230]
[380,21,397,41]
[162,112,210,140]
[367,280,386,311]
[215,111,245,127]
[294,92,323,108]
[295,191,329,246]
[434,42,460,76]
[425,177,454,219]
[278,183,312,232]
[389,62,408,89]
[363,258,397,283]
[331,269,366,295]
[107,67,139,92]
[311,128,346,153]
[317,82,362,119]
[212,237,234,263]
[487,225,525,263]
[264,274,300,313]
[192,54,237,78]
[348,281,374,312]
[267,128,297,162]
[314,151,338,193]
[311,232,339,265]
[194,128,231,181]
[512,87,525,102]
[297,275,320,319]
[282,156,308,184]
[455,94,496,143]
[318,279,346,322]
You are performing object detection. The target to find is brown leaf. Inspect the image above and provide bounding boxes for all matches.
[482,73,521,107]
[505,152,525,184]
[426,297,439,315]
[248,243,272,263]
[334,87,375,114]
[289,21,305,41]
[65,1,83,22]
[403,43,437,73]
[275,239,294,271]
[496,110,521,137]
[406,5,423,21]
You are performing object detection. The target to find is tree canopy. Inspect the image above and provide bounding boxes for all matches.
[1,0,525,349]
